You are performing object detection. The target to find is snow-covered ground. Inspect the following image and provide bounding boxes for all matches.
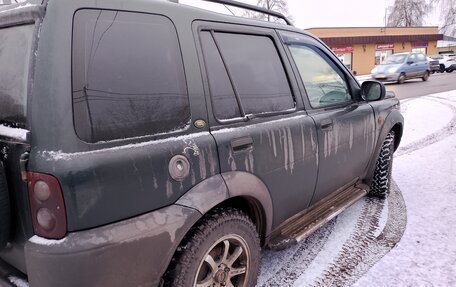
[258,90,456,286]
[354,92,456,286]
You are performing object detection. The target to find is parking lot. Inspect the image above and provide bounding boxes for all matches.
[384,72,456,100]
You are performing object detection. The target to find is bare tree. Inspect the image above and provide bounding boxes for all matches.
[387,0,429,27]
[432,0,456,36]
[243,0,293,24]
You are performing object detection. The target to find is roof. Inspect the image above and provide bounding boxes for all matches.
[316,34,444,46]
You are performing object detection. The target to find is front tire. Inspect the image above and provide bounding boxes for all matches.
[164,208,260,287]
[370,131,395,198]
[446,68,454,73]
[397,73,406,84]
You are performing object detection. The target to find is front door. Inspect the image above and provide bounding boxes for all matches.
[281,32,376,203]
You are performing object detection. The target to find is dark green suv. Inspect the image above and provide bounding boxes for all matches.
[0,0,403,286]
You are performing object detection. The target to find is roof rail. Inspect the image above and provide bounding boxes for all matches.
[199,0,293,26]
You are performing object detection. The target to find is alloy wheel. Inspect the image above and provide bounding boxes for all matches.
[194,234,250,287]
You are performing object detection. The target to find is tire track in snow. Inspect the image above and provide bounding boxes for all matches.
[258,181,406,287]
[312,181,407,287]
[311,196,385,286]
[258,220,336,287]
[396,96,456,157]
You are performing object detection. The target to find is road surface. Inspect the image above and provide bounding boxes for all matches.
[385,72,456,100]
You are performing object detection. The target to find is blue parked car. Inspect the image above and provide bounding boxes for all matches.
[371,52,430,84]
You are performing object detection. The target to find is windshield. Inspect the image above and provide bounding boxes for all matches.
[0,24,34,128]
[384,54,407,64]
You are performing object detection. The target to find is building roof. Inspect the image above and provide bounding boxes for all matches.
[306,26,444,46]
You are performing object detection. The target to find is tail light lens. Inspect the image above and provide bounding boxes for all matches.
[27,172,67,239]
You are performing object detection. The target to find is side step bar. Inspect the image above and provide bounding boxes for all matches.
[268,185,368,250]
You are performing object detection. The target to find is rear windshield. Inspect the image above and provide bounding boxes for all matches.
[0,24,34,127]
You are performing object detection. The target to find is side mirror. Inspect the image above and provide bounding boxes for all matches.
[361,80,386,101]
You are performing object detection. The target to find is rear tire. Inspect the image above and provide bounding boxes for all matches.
[164,208,260,287]
[370,131,395,198]
[422,71,430,81]
[0,162,11,250]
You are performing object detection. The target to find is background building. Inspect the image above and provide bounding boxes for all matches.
[306,27,444,75]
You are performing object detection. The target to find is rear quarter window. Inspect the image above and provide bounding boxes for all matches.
[72,10,190,142]
[0,25,34,127]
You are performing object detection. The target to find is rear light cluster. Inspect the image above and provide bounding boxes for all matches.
[27,172,67,239]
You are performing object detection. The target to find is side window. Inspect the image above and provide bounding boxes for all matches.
[72,10,190,142]
[200,31,294,120]
[288,45,351,108]
[199,32,242,120]
[409,54,417,62]
[417,53,426,62]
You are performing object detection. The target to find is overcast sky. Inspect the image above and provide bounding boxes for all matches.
[181,0,441,29]
[1,0,442,29]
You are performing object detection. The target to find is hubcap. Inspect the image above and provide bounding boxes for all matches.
[194,235,250,287]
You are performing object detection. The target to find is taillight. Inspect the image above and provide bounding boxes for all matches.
[27,172,67,239]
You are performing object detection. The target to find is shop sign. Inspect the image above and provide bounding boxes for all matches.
[376,43,394,50]
[412,42,428,48]
[331,46,353,53]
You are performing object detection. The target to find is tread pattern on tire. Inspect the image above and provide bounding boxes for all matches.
[164,207,260,287]
[0,162,11,250]
[370,131,395,198]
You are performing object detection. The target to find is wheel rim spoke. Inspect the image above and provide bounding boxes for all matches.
[226,246,243,266]
[196,276,214,287]
[204,254,218,273]
[229,266,246,278]
[221,240,230,263]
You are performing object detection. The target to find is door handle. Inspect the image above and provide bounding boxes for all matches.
[320,120,333,131]
[231,136,254,152]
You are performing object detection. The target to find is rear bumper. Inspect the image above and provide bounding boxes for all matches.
[24,204,200,287]
[430,65,440,71]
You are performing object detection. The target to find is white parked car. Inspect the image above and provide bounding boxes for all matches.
[430,54,456,73]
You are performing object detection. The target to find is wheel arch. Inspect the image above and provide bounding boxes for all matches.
[364,110,404,186]
[175,172,273,246]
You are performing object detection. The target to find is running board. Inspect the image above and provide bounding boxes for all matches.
[267,185,368,250]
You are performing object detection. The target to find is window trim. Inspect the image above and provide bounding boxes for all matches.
[71,8,191,143]
[197,25,297,125]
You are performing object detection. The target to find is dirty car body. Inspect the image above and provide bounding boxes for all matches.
[0,0,403,286]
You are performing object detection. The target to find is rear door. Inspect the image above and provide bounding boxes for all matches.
[406,53,420,77]
[195,23,319,227]
[416,53,428,74]
[280,31,376,204]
